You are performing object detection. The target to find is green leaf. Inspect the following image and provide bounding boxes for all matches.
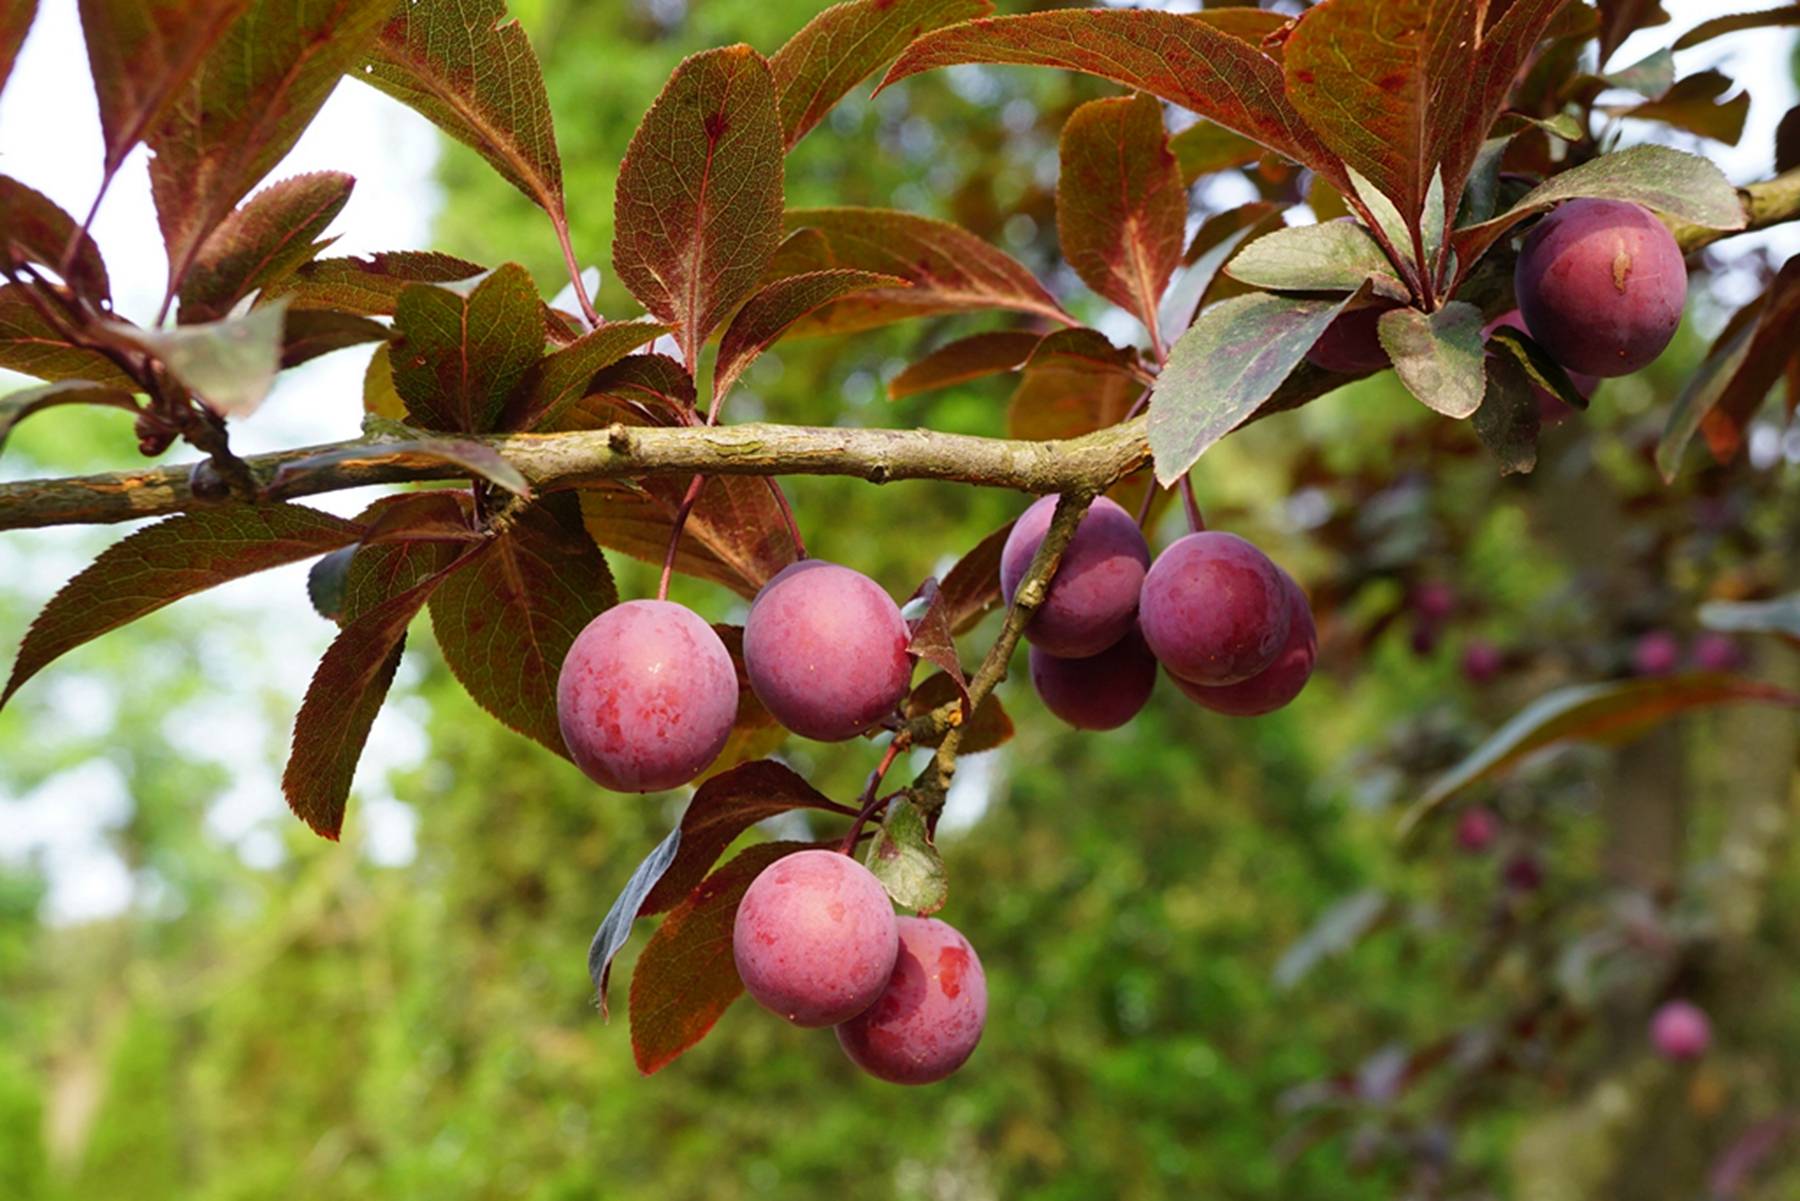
[0,284,138,388]
[1614,71,1749,146]
[177,171,351,323]
[1345,165,1414,272]
[1056,93,1186,334]
[1170,119,1264,184]
[1602,47,1675,95]
[1400,674,1800,837]
[510,319,667,431]
[0,380,137,456]
[108,301,288,416]
[880,9,1345,189]
[4,504,362,708]
[1472,352,1540,476]
[427,494,615,756]
[774,208,1069,336]
[886,331,1042,401]
[1224,219,1403,295]
[362,0,564,220]
[1485,326,1590,412]
[630,841,819,1074]
[0,175,111,304]
[865,797,948,914]
[1455,144,1746,267]
[262,250,487,316]
[1148,292,1352,484]
[1163,201,1284,334]
[713,269,902,404]
[76,0,251,178]
[391,263,543,434]
[268,436,530,498]
[0,0,34,97]
[1672,6,1800,50]
[147,0,393,294]
[613,45,784,366]
[1378,301,1485,419]
[770,0,990,150]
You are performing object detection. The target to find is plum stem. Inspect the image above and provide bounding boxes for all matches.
[1179,476,1204,533]
[765,476,807,560]
[656,473,706,601]
[839,737,907,854]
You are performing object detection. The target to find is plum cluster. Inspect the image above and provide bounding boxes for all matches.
[1005,495,1317,730]
[733,850,988,1085]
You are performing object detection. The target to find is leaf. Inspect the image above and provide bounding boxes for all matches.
[1656,297,1767,481]
[1378,302,1485,419]
[108,301,287,416]
[509,319,667,430]
[713,270,902,403]
[3,504,362,708]
[880,10,1345,188]
[613,45,784,366]
[1484,325,1590,412]
[1449,0,1578,204]
[1056,93,1186,333]
[1007,329,1144,443]
[279,308,388,368]
[427,494,617,755]
[641,760,849,916]
[589,825,681,1016]
[773,208,1069,335]
[697,625,788,785]
[0,175,110,304]
[1615,71,1749,145]
[937,520,1013,636]
[887,330,1042,400]
[1162,201,1284,335]
[1671,5,1800,49]
[263,250,487,315]
[362,0,564,223]
[904,579,969,718]
[1700,594,1800,644]
[1148,291,1352,485]
[0,0,33,97]
[1455,144,1745,267]
[267,435,530,497]
[905,671,1012,754]
[177,171,351,323]
[0,284,138,388]
[1273,890,1389,990]
[1597,0,1670,66]
[1601,46,1674,96]
[1472,351,1540,475]
[1282,0,1473,229]
[1778,103,1800,174]
[1224,218,1402,295]
[1399,674,1800,836]
[362,343,405,420]
[76,0,251,178]
[630,840,818,1074]
[864,797,947,914]
[1170,119,1264,184]
[0,380,137,455]
[391,263,544,434]
[578,477,797,600]
[339,492,475,623]
[770,0,991,150]
[147,0,394,293]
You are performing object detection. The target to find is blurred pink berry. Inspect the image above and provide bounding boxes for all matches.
[1461,640,1504,683]
[1650,1000,1711,1061]
[1413,581,1456,622]
[1502,853,1543,893]
[1691,633,1744,673]
[1456,807,1498,854]
[1632,630,1682,677]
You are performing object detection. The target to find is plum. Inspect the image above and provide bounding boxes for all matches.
[1692,632,1745,672]
[1029,627,1157,731]
[1650,1000,1711,1061]
[1632,629,1682,677]
[1514,199,1686,377]
[1170,576,1316,715]
[1461,639,1505,684]
[1306,304,1391,375]
[743,560,913,742]
[733,849,899,1027]
[556,600,738,792]
[1000,495,1151,659]
[1483,308,1597,422]
[1140,532,1293,686]
[836,916,987,1085]
[1456,806,1499,854]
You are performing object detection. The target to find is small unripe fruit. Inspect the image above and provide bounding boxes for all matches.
[743,560,913,742]
[556,600,737,792]
[837,916,987,1085]
[1456,806,1499,854]
[1514,199,1686,377]
[1306,304,1391,374]
[733,849,899,1028]
[1483,308,1597,422]
[1001,495,1151,659]
[1029,628,1157,731]
[1502,852,1544,893]
[1692,632,1745,673]
[1171,579,1316,716]
[1140,532,1292,686]
[1650,999,1711,1061]
[1461,640,1505,684]
[1632,630,1682,677]
[1412,581,1457,622]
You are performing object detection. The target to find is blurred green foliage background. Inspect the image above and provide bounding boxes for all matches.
[3,2,1800,1198]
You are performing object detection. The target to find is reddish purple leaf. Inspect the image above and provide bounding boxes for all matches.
[0,0,34,97]
[427,494,617,756]
[1057,93,1186,336]
[1007,328,1145,442]
[613,45,785,366]
[391,263,545,434]
[713,269,901,404]
[338,491,475,623]
[1449,0,1574,205]
[1597,0,1669,63]
[262,250,487,316]
[278,308,388,368]
[178,171,351,323]
[905,577,970,717]
[0,380,137,455]
[1700,257,1800,464]
[1616,71,1749,145]
[938,520,1013,636]
[905,672,1012,754]
[770,0,992,149]
[887,330,1042,400]
[0,284,138,388]
[509,319,666,431]
[0,175,110,304]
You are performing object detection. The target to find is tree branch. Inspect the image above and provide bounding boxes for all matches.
[1672,169,1800,252]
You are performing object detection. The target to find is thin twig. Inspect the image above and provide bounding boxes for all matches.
[550,216,601,329]
[765,476,807,559]
[839,737,908,854]
[1179,475,1204,532]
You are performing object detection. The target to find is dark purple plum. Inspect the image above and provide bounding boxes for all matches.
[1306,304,1392,374]
[1000,495,1151,659]
[743,560,913,742]
[1456,807,1499,854]
[836,916,987,1086]
[1514,199,1687,377]
[556,600,738,792]
[1483,308,1598,423]
[733,849,899,1027]
[1461,639,1505,684]
[1170,577,1316,715]
[1029,628,1157,731]
[1140,532,1292,686]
